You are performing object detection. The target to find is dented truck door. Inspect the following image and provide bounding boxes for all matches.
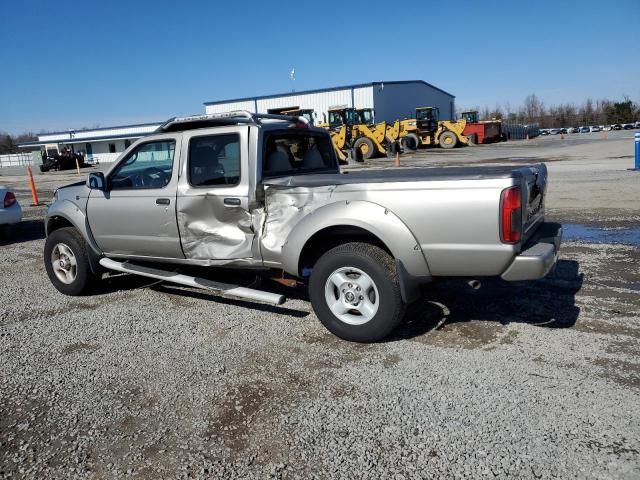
[176,127,254,260]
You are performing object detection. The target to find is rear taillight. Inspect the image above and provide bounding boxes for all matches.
[3,191,16,209]
[500,186,522,243]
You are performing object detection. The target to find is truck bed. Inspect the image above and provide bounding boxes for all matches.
[264,165,543,188]
[262,163,548,278]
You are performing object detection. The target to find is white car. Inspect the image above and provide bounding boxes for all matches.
[0,187,22,228]
[590,126,601,133]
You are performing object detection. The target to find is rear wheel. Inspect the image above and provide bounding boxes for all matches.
[308,242,405,342]
[353,137,376,160]
[401,133,420,151]
[439,131,458,149]
[44,227,98,295]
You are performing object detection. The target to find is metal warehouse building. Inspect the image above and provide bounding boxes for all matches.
[204,80,455,124]
[17,80,454,163]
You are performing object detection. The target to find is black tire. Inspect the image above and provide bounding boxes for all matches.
[44,227,98,296]
[353,137,376,160]
[308,242,406,342]
[401,133,420,151]
[439,131,458,149]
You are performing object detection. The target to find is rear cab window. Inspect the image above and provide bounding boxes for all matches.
[262,130,337,178]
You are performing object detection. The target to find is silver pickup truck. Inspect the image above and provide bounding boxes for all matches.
[44,111,562,342]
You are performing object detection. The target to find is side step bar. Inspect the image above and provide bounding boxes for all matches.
[99,258,286,306]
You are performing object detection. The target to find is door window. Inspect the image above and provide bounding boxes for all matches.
[109,140,175,190]
[188,134,240,187]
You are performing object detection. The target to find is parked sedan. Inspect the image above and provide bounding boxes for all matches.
[623,124,634,130]
[579,127,591,133]
[0,187,22,229]
[549,128,561,135]
[590,126,601,133]
[612,124,622,130]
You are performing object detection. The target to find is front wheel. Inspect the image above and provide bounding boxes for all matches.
[439,131,458,149]
[44,227,98,295]
[401,133,420,151]
[353,137,376,160]
[308,242,405,342]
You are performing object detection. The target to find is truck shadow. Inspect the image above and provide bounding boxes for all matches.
[153,284,311,319]
[391,259,583,341]
[0,220,46,246]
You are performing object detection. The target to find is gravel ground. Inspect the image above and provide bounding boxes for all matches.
[1,132,639,479]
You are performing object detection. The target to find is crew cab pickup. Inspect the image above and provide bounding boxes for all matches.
[44,111,562,342]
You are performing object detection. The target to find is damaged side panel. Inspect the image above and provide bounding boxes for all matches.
[260,185,336,266]
[176,192,255,260]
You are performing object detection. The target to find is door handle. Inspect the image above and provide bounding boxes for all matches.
[156,198,171,205]
[223,197,241,207]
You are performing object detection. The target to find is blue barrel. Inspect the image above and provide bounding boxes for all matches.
[636,133,640,170]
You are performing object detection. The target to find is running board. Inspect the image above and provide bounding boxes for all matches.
[99,258,286,306]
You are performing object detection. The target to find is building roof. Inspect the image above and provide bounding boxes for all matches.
[203,80,454,106]
[18,122,162,147]
[38,121,162,137]
[17,132,153,148]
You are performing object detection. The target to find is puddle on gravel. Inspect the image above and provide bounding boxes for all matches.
[563,224,640,246]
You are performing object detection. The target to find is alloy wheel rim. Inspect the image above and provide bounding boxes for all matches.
[51,242,77,284]
[324,267,379,325]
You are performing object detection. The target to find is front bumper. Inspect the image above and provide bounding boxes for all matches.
[500,222,562,281]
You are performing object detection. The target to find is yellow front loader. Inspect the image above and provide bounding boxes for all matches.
[323,107,389,160]
[386,107,468,150]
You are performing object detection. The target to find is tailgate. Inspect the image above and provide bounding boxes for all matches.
[519,163,547,244]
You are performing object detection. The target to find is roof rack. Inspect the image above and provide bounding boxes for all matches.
[156,110,309,132]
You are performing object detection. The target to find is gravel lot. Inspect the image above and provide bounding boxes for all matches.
[1,131,639,479]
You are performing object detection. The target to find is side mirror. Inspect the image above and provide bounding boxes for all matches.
[87,172,106,191]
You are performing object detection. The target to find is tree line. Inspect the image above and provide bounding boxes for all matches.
[466,94,640,129]
[0,131,38,155]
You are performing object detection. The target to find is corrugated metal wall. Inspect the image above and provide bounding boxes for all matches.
[204,87,374,124]
[202,82,455,124]
[373,82,455,122]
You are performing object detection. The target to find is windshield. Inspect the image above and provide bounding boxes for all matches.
[262,130,338,178]
[462,111,478,123]
[357,109,374,125]
[416,109,433,121]
[329,109,356,128]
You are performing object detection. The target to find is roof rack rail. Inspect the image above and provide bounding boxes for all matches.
[156,110,309,132]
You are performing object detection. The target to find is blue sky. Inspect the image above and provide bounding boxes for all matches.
[1,0,639,133]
